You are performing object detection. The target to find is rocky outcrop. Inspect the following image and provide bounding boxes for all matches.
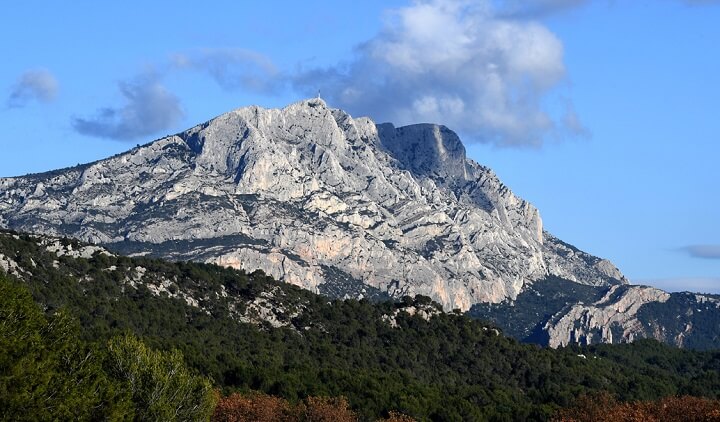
[0,98,627,311]
[471,275,720,349]
[544,285,670,348]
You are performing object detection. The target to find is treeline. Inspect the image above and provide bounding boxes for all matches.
[3,231,720,420]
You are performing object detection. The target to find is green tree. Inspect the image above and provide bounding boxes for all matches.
[106,333,217,421]
[0,274,132,421]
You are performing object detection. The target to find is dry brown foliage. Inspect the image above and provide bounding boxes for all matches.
[213,392,297,422]
[212,392,365,422]
[303,396,357,422]
[554,392,720,422]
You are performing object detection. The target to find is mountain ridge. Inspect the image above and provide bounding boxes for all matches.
[0,98,626,312]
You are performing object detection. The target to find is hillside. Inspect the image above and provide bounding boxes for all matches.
[2,229,720,421]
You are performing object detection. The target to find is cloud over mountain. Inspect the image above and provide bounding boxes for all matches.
[72,75,183,141]
[293,0,584,147]
[68,0,718,144]
[170,48,281,94]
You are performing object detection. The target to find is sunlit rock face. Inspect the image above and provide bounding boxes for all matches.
[0,98,626,310]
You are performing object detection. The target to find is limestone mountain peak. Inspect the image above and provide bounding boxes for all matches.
[0,99,626,311]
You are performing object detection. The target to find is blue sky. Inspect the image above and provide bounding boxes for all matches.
[2,0,719,293]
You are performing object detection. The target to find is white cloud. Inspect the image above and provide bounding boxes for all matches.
[72,75,183,141]
[293,0,585,147]
[7,69,58,108]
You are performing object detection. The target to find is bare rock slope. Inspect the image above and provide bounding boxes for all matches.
[0,98,626,312]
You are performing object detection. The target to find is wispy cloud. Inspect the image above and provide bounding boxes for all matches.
[496,0,589,18]
[7,69,58,108]
[640,277,720,294]
[497,0,720,15]
[70,48,279,141]
[680,245,720,259]
[72,74,183,141]
[292,0,585,147]
[170,48,281,94]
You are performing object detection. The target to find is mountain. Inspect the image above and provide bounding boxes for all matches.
[0,98,716,348]
[2,229,720,420]
[0,98,624,309]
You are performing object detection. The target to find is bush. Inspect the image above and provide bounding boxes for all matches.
[213,392,403,422]
[554,392,720,422]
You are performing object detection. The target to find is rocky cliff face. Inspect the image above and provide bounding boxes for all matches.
[544,285,672,348]
[0,98,627,311]
[470,275,720,349]
[542,284,720,349]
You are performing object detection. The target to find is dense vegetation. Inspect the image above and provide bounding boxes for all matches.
[0,275,216,421]
[2,230,720,421]
[638,294,720,350]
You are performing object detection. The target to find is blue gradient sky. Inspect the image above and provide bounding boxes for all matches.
[2,1,718,292]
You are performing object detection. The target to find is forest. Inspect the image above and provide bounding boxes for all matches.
[2,230,720,421]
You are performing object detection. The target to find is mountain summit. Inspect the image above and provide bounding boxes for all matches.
[0,98,626,311]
